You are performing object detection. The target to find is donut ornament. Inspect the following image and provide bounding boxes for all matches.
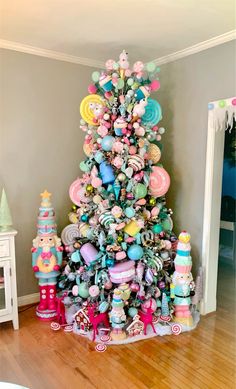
[149,166,170,197]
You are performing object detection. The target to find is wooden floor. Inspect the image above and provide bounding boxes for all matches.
[0,264,235,389]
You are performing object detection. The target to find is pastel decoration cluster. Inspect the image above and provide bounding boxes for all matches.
[57,51,198,342]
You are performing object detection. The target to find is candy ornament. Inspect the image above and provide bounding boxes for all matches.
[80,94,105,125]
[149,166,170,198]
[114,117,127,136]
[141,98,162,126]
[80,243,98,265]
[99,161,115,184]
[128,154,145,172]
[99,73,113,92]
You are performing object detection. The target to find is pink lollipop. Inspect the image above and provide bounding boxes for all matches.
[149,166,170,197]
[69,178,83,206]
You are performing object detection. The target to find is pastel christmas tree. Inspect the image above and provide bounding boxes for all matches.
[58,51,182,340]
[160,292,170,319]
[0,189,13,231]
[191,267,203,306]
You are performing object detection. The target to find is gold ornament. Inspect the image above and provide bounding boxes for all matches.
[147,143,161,164]
[86,184,93,193]
[149,197,156,206]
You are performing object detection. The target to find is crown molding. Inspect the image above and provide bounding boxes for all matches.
[1,30,235,69]
[0,39,104,68]
[152,30,236,66]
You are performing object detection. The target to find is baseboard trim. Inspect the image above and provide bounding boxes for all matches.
[18,292,40,307]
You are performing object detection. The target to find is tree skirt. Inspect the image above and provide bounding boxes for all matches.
[71,310,200,345]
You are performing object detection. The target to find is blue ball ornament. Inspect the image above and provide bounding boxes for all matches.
[127,244,144,261]
[101,135,115,151]
[128,307,138,317]
[106,257,115,267]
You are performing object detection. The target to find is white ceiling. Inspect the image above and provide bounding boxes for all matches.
[1,0,235,64]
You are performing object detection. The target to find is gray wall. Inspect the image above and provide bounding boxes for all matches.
[156,40,236,270]
[0,41,235,297]
[0,49,92,297]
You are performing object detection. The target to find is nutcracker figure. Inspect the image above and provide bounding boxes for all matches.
[32,190,63,320]
[171,231,195,327]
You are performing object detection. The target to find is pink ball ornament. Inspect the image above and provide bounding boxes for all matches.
[156,134,162,141]
[130,282,140,292]
[152,126,158,132]
[89,285,100,298]
[150,80,160,91]
[129,145,137,155]
[125,69,132,77]
[105,91,112,99]
[88,84,97,94]
[72,285,79,296]
[104,280,113,289]
[141,298,157,314]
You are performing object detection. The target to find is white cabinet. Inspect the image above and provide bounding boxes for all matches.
[0,229,19,329]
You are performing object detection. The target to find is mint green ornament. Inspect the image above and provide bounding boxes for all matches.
[146,62,156,72]
[134,183,147,199]
[92,71,100,82]
[127,78,134,86]
[128,307,138,317]
[117,78,125,89]
[78,282,90,298]
[80,161,90,172]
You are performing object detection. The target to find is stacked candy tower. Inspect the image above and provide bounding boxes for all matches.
[171,231,194,327]
[109,288,127,340]
[32,191,63,320]
[57,51,198,341]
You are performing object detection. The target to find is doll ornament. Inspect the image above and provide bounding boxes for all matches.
[32,191,63,320]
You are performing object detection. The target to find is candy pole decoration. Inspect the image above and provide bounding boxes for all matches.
[0,188,13,231]
[57,51,199,343]
[109,289,127,340]
[31,190,63,320]
[171,231,194,327]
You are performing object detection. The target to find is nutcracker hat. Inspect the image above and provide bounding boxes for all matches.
[37,190,57,236]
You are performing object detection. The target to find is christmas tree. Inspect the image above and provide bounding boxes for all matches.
[59,51,178,338]
[0,188,13,231]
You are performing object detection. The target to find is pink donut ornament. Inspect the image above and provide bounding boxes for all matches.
[149,166,170,198]
[115,251,126,261]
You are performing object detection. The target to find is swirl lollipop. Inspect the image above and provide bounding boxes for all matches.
[80,94,105,125]
[149,166,170,197]
[69,179,90,206]
[141,98,162,126]
[61,224,80,246]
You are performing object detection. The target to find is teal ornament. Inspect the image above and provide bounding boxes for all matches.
[142,98,162,126]
[80,161,90,172]
[81,214,88,222]
[152,224,163,234]
[156,299,162,308]
[99,301,109,313]
[135,183,147,199]
[127,244,144,261]
[128,307,138,317]
[94,151,104,163]
[146,62,156,72]
[125,207,135,218]
[78,282,90,298]
[117,78,125,89]
[92,71,100,82]
[101,135,115,151]
[113,180,121,200]
[71,251,81,263]
[106,257,115,267]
